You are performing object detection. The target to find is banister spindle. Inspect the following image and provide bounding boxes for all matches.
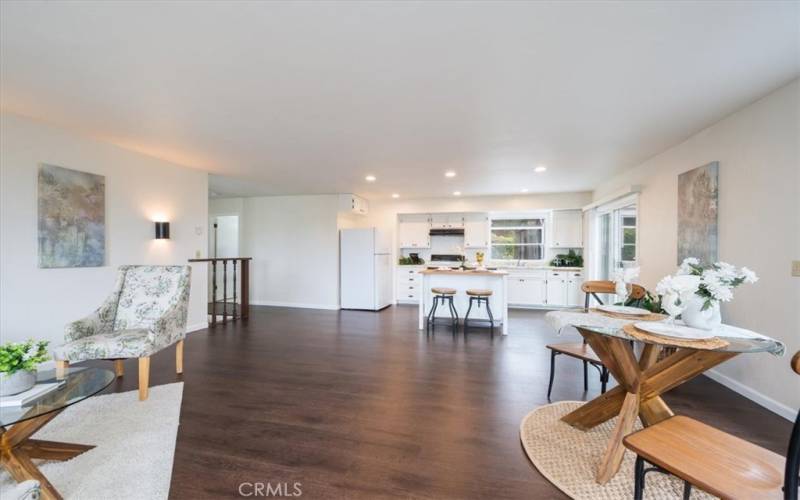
[233,259,238,321]
[222,259,228,322]
[211,260,218,326]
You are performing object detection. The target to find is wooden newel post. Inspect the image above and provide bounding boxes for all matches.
[240,258,250,320]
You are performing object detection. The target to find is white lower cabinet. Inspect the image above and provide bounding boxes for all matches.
[507,269,584,307]
[546,271,568,306]
[507,271,547,306]
[396,266,423,303]
[567,271,585,307]
[545,270,584,306]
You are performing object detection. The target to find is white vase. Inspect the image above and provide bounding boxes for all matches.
[681,296,721,330]
[0,369,37,396]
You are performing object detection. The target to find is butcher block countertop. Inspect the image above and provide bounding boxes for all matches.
[418,269,509,276]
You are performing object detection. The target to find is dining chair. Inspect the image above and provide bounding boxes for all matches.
[546,280,646,399]
[623,351,800,500]
[53,265,191,401]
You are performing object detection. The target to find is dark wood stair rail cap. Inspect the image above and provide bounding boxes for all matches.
[188,257,253,262]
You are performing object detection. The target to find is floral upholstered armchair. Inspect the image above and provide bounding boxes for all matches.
[53,265,192,400]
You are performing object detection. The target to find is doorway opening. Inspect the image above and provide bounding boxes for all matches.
[209,215,240,301]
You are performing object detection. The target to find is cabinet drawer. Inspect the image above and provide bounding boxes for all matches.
[509,269,547,279]
[398,274,420,284]
[397,282,420,293]
[398,267,421,275]
[397,285,420,300]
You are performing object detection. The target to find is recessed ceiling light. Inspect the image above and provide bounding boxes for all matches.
[534,165,547,173]
[453,191,461,196]
[445,171,456,178]
[521,188,529,193]
[365,175,376,182]
[391,193,399,199]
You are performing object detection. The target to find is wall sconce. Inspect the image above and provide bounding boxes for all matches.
[155,221,170,239]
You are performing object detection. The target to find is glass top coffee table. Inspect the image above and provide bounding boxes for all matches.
[1,367,115,500]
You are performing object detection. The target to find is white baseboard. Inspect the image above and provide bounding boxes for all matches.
[705,368,797,421]
[186,322,208,333]
[250,300,341,311]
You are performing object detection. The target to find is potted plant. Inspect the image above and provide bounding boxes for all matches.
[0,340,50,396]
[656,258,758,330]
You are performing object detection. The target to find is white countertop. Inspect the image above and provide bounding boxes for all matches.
[397,264,583,271]
[501,266,583,271]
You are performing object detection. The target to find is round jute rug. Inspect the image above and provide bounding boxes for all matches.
[519,401,716,500]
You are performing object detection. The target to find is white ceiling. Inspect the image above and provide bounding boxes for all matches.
[2,1,798,199]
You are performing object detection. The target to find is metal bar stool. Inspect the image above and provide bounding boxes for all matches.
[463,289,494,336]
[427,287,458,332]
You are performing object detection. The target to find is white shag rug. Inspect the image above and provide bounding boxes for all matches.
[520,401,716,500]
[1,382,183,500]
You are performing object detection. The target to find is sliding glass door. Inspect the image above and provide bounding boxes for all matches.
[594,201,638,280]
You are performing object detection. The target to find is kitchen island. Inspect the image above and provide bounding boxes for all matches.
[418,269,509,335]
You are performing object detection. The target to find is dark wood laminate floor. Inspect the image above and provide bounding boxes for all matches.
[88,305,793,499]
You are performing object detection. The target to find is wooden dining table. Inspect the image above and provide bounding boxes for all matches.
[545,310,785,484]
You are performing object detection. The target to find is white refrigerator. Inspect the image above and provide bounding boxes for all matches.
[340,228,393,310]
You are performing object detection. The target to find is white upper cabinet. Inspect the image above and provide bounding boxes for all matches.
[551,209,583,248]
[463,213,489,248]
[398,214,431,248]
[338,194,369,215]
[430,213,464,229]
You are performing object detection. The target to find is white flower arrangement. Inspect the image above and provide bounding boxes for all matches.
[656,258,758,316]
[613,267,640,298]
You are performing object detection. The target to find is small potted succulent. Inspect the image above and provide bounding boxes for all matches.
[0,340,50,396]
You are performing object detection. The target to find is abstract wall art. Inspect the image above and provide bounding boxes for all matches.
[38,164,106,268]
[677,161,719,264]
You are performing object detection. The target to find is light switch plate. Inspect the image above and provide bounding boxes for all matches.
[793,260,800,277]
[195,249,202,258]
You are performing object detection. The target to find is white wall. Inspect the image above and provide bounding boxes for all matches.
[209,196,245,254]
[592,80,800,417]
[237,195,341,309]
[217,192,591,310]
[0,112,209,346]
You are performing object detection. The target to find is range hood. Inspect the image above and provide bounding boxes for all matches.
[429,228,465,236]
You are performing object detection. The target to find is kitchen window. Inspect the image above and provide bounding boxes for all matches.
[490,218,545,261]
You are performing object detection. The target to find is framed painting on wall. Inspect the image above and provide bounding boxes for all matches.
[38,164,106,268]
[677,161,718,264]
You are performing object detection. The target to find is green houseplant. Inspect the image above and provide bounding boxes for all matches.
[0,340,50,396]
